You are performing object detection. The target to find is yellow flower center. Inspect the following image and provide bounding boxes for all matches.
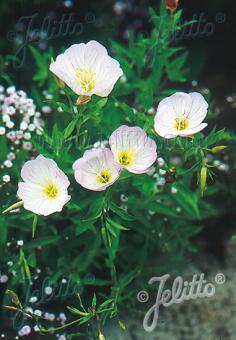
[117,150,134,166]
[43,183,59,200]
[174,117,189,131]
[96,170,112,185]
[75,67,96,92]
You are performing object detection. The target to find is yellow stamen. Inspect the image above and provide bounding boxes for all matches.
[43,183,59,200]
[75,67,96,92]
[96,170,112,185]
[117,150,134,166]
[174,117,189,131]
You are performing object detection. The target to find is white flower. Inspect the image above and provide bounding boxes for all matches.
[109,125,157,174]
[0,127,6,135]
[28,124,36,131]
[154,92,208,139]
[24,132,31,140]
[29,296,38,303]
[4,160,13,168]
[20,121,28,130]
[7,152,15,160]
[50,40,123,97]
[6,86,16,95]
[3,175,10,183]
[3,114,10,123]
[157,157,165,167]
[34,310,42,316]
[73,148,121,191]
[42,105,52,114]
[17,155,71,216]
[23,141,32,151]
[45,286,53,295]
[0,274,8,283]
[17,240,24,246]
[6,121,14,129]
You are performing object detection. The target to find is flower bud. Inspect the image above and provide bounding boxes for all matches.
[211,145,227,153]
[166,0,179,13]
[200,166,207,195]
[99,332,105,340]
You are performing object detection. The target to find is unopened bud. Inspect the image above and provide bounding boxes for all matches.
[76,95,91,106]
[211,145,227,153]
[99,332,105,340]
[200,166,207,195]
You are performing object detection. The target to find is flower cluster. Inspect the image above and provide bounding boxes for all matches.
[6,41,209,218]
[0,85,44,183]
[16,125,157,216]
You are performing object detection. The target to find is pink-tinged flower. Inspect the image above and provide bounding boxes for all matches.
[154,92,208,139]
[166,0,179,13]
[109,125,157,174]
[73,148,121,191]
[50,40,123,98]
[17,155,71,216]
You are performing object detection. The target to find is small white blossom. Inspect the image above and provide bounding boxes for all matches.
[58,335,67,340]
[6,106,16,115]
[157,157,165,167]
[29,296,38,303]
[18,325,31,337]
[23,141,32,151]
[59,313,67,321]
[156,177,166,186]
[34,309,42,317]
[28,124,36,131]
[7,152,15,160]
[120,194,128,202]
[0,275,9,283]
[0,127,6,135]
[42,105,52,114]
[34,325,40,332]
[6,121,15,129]
[4,160,13,168]
[17,240,24,246]
[45,286,53,295]
[20,122,28,130]
[3,175,10,183]
[44,312,55,321]
[6,86,16,95]
[24,132,31,140]
[171,186,178,194]
[3,114,10,123]
[147,107,155,115]
[159,169,166,176]
[146,166,156,176]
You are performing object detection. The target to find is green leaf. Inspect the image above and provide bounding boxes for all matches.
[110,202,135,221]
[0,216,7,244]
[106,217,129,231]
[64,118,78,139]
[32,214,38,238]
[75,221,94,236]
[92,293,97,308]
[6,290,22,309]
